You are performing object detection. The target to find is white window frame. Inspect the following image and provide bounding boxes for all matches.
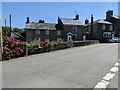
[109,25,112,30]
[57,30,61,35]
[73,26,77,32]
[35,30,40,35]
[45,30,49,35]
[102,24,105,30]
[103,32,111,38]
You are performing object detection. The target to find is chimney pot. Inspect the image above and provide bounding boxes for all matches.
[26,17,30,23]
[85,19,89,24]
[75,14,79,20]
[91,14,94,24]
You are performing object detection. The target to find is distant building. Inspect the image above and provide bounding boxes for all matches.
[25,14,84,42]
[84,10,120,42]
[25,20,57,42]
[105,10,120,37]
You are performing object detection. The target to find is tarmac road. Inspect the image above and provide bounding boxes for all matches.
[2,43,118,88]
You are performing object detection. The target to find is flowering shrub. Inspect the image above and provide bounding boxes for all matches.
[27,40,41,55]
[2,36,25,61]
[27,39,49,55]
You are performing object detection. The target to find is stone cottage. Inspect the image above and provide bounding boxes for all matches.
[25,14,84,42]
[84,10,119,41]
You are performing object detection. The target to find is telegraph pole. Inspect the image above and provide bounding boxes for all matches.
[5,18,7,34]
[9,14,11,37]
[5,19,6,26]
[0,17,2,61]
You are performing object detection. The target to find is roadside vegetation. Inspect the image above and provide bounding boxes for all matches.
[2,27,99,61]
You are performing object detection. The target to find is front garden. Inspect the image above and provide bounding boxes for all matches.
[2,36,99,61]
[1,26,100,61]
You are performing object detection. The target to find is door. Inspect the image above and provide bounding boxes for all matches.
[67,35,72,42]
[83,35,86,41]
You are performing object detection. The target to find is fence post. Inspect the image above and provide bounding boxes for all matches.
[25,42,28,57]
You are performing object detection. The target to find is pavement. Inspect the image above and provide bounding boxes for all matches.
[2,43,118,88]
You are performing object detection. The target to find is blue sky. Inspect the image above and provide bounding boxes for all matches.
[2,2,118,28]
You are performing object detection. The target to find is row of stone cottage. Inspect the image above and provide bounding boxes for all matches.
[25,10,120,42]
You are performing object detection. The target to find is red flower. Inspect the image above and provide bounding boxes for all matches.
[19,48,24,53]
[10,51,13,58]
[5,47,10,51]
[5,43,8,47]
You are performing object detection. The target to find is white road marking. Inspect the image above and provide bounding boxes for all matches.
[94,80,109,88]
[115,62,119,67]
[94,61,118,89]
[110,66,118,73]
[103,72,116,81]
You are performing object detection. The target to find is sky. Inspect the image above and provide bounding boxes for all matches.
[2,2,118,28]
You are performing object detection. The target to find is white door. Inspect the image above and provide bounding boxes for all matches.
[83,35,86,41]
[112,34,114,38]
[67,35,72,42]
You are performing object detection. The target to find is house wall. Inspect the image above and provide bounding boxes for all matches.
[63,25,83,41]
[109,17,120,36]
[26,29,34,42]
[33,29,57,41]
[26,29,62,42]
[84,23,113,40]
[93,23,113,39]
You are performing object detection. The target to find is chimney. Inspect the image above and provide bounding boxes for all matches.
[58,16,61,24]
[106,10,113,21]
[26,17,30,23]
[91,14,94,24]
[58,16,60,19]
[75,14,79,20]
[85,19,89,24]
[39,20,45,23]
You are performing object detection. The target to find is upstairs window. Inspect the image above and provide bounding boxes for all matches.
[85,27,89,32]
[109,25,112,30]
[35,30,40,35]
[102,24,105,30]
[73,26,77,32]
[45,30,49,35]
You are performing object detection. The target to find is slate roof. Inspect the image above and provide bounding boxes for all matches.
[25,22,56,30]
[60,18,83,25]
[85,19,111,26]
[94,19,112,24]
[111,15,120,19]
[11,31,25,41]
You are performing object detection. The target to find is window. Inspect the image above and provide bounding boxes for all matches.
[27,31,32,36]
[45,30,49,35]
[103,32,111,38]
[35,30,40,35]
[73,26,77,32]
[109,25,112,30]
[102,24,105,30]
[45,39,50,42]
[85,27,89,32]
[57,30,61,35]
